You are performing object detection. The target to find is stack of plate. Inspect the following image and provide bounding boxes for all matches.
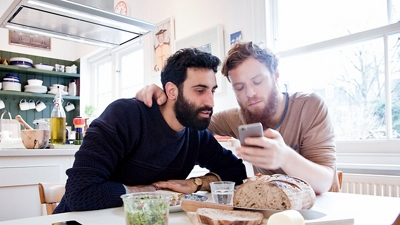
[9,57,33,68]
[48,84,68,95]
[24,79,46,93]
[2,74,21,91]
[25,84,47,94]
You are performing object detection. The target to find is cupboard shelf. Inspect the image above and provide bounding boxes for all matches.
[0,64,80,78]
[0,90,80,100]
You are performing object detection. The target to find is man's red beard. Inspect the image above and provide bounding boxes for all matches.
[239,86,279,129]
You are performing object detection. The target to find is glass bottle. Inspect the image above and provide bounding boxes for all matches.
[50,86,66,145]
[68,79,76,96]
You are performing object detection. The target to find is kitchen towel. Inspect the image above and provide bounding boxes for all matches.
[0,110,21,139]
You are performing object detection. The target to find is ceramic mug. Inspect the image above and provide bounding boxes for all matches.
[65,102,75,112]
[19,99,29,111]
[55,64,65,72]
[0,99,4,109]
[65,66,73,73]
[36,100,46,112]
[28,99,36,110]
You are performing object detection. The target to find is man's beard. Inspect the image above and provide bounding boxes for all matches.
[174,90,213,130]
[239,85,279,129]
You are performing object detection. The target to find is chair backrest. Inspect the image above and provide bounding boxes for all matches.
[329,170,343,192]
[393,213,400,225]
[337,170,343,189]
[38,182,65,215]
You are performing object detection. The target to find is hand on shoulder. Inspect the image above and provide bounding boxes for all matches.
[135,84,167,107]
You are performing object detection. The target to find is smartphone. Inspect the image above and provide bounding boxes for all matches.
[52,221,82,225]
[238,122,263,146]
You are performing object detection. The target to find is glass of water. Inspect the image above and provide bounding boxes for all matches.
[210,181,235,205]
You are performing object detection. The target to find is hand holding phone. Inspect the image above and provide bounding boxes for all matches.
[238,122,263,146]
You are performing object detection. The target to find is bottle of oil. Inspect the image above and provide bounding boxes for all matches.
[50,86,66,145]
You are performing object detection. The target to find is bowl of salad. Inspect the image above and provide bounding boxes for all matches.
[121,192,171,225]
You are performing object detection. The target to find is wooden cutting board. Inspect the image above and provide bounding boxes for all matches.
[186,211,354,225]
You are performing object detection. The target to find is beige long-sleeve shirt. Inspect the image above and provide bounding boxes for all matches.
[208,92,339,192]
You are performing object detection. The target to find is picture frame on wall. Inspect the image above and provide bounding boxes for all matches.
[230,31,242,47]
[8,30,51,50]
[175,24,225,94]
[152,16,175,73]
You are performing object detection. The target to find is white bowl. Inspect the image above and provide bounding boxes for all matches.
[10,57,33,64]
[35,64,54,71]
[27,79,43,86]
[47,90,68,95]
[2,82,21,91]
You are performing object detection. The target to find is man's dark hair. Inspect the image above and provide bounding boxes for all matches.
[161,48,220,90]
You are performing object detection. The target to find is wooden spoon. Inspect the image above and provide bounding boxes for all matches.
[15,115,34,130]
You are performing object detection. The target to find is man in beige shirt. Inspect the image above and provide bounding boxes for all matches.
[136,42,339,194]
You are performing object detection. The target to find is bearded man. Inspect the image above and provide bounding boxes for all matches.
[136,42,339,194]
[54,48,247,214]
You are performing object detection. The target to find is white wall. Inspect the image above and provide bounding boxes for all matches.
[126,0,267,112]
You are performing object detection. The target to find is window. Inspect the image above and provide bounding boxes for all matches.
[117,48,144,98]
[273,0,399,51]
[271,0,400,142]
[87,40,144,117]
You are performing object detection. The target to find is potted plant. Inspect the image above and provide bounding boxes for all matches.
[83,105,96,135]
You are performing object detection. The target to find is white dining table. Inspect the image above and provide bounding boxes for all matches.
[0,192,399,225]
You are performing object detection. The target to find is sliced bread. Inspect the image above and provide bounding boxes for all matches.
[233,174,316,210]
[196,208,264,225]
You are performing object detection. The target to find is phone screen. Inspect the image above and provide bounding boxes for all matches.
[52,221,82,225]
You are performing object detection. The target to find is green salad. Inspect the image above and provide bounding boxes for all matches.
[124,195,169,225]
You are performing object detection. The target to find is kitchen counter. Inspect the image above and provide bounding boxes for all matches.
[0,148,78,156]
[0,147,77,221]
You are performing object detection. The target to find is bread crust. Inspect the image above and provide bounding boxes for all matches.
[233,174,316,210]
[196,208,264,225]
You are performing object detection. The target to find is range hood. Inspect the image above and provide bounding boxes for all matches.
[0,0,156,48]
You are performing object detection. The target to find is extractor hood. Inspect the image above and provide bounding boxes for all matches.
[0,0,156,48]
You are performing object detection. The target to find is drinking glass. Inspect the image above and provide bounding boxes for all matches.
[210,181,235,205]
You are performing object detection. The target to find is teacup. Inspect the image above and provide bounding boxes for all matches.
[19,99,29,111]
[65,102,75,112]
[28,99,36,109]
[36,100,46,112]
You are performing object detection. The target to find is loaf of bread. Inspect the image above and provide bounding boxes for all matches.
[233,174,316,210]
[196,208,264,225]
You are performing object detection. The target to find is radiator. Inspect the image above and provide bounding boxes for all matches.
[341,173,400,198]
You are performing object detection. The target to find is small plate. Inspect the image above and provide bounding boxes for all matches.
[170,194,209,212]
[156,190,208,213]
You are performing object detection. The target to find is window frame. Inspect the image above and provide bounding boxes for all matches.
[268,0,400,174]
[86,39,143,117]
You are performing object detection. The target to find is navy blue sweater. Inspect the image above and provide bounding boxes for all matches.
[54,98,246,213]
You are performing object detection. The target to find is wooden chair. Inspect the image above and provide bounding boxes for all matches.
[393,213,400,225]
[337,170,343,189]
[329,171,343,192]
[38,182,65,215]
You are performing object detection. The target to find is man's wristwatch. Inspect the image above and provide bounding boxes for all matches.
[192,177,203,192]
